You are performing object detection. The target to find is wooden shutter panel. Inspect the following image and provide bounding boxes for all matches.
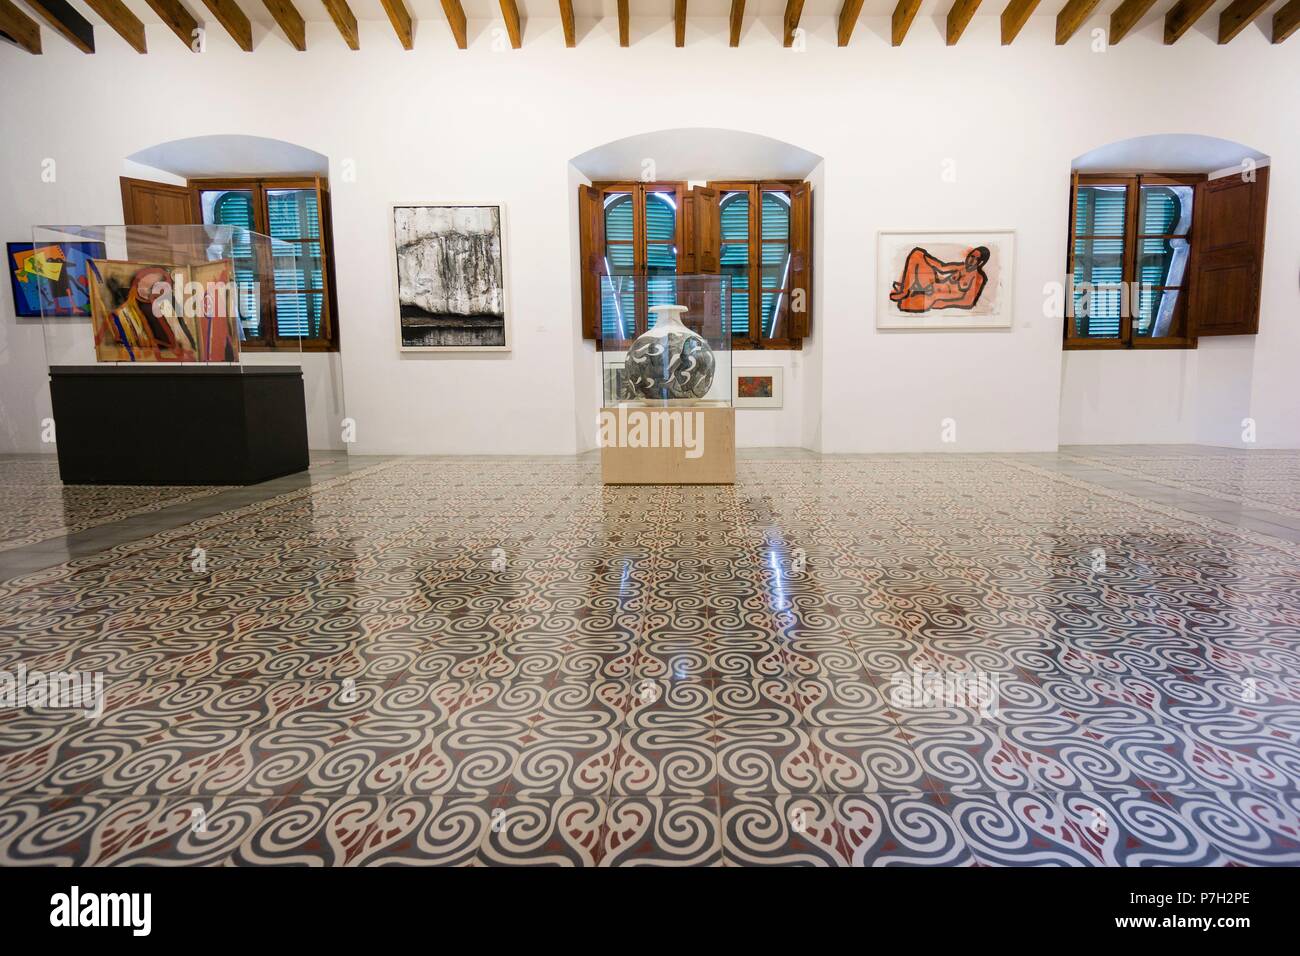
[118,176,197,263]
[681,191,691,273]
[577,184,605,340]
[317,178,341,348]
[680,190,697,273]
[689,186,721,274]
[120,176,194,226]
[1187,166,1268,337]
[788,181,812,338]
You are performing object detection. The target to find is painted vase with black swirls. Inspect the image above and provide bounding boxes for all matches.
[620,304,716,401]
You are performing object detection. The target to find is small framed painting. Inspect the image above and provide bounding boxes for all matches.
[602,360,626,405]
[733,366,783,408]
[8,241,105,318]
[390,202,510,351]
[876,229,1015,330]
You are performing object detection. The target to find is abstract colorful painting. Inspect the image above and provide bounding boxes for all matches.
[190,260,241,364]
[87,258,241,363]
[7,241,104,318]
[877,230,1015,330]
[391,202,510,351]
[733,366,782,408]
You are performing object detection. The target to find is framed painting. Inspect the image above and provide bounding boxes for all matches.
[189,259,242,363]
[7,241,105,318]
[87,258,240,363]
[390,202,511,352]
[602,359,627,405]
[876,229,1015,330]
[733,366,783,408]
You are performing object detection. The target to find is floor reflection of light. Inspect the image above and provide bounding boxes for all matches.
[620,558,632,605]
[768,547,787,611]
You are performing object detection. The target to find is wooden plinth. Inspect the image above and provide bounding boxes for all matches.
[599,404,735,485]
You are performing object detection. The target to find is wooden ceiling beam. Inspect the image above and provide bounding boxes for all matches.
[84,0,145,52]
[1109,0,1156,43]
[558,0,574,46]
[1000,0,1039,42]
[1164,0,1214,43]
[947,0,982,43]
[1056,0,1101,43]
[1219,0,1271,42]
[0,0,41,53]
[143,0,199,48]
[837,0,864,45]
[379,0,412,49]
[617,0,627,46]
[729,0,743,45]
[321,0,358,48]
[783,0,803,47]
[440,0,466,48]
[499,0,520,47]
[1276,0,1300,42]
[891,0,921,44]
[22,0,94,51]
[674,0,685,46]
[262,0,304,50]
[198,0,252,50]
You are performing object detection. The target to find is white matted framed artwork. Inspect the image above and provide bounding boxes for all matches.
[390,201,511,352]
[876,229,1015,330]
[733,366,783,408]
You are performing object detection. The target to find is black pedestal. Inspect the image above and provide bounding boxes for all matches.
[49,365,310,485]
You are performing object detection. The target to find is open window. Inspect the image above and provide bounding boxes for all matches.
[190,177,339,351]
[1064,167,1268,350]
[578,178,811,350]
[120,174,340,352]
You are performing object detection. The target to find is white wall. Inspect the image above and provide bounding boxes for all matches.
[1059,348,1200,446]
[1058,160,1297,450]
[1,15,1298,456]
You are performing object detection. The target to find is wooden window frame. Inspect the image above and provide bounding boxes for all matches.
[582,178,809,351]
[591,181,685,349]
[188,175,340,353]
[1065,171,1203,351]
[710,180,802,350]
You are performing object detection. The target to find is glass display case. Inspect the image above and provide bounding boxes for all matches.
[28,224,324,485]
[31,223,304,367]
[599,273,731,407]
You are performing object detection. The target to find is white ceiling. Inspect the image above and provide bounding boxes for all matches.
[1073,134,1271,173]
[128,135,328,176]
[571,127,822,180]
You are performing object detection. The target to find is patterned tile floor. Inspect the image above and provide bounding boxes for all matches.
[1060,445,1300,518]
[0,454,377,584]
[0,447,1298,865]
[0,455,230,554]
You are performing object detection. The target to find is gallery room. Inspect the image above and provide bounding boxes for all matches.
[0,0,1299,898]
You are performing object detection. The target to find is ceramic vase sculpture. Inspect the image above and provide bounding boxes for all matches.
[621,304,716,401]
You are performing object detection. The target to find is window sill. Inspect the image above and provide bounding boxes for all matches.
[241,343,340,354]
[591,339,803,351]
[1063,340,1198,351]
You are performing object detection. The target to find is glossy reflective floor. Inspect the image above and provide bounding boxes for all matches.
[1,447,1299,865]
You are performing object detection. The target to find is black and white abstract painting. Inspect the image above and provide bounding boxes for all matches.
[391,203,510,351]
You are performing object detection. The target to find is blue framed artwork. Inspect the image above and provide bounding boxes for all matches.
[7,241,105,318]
